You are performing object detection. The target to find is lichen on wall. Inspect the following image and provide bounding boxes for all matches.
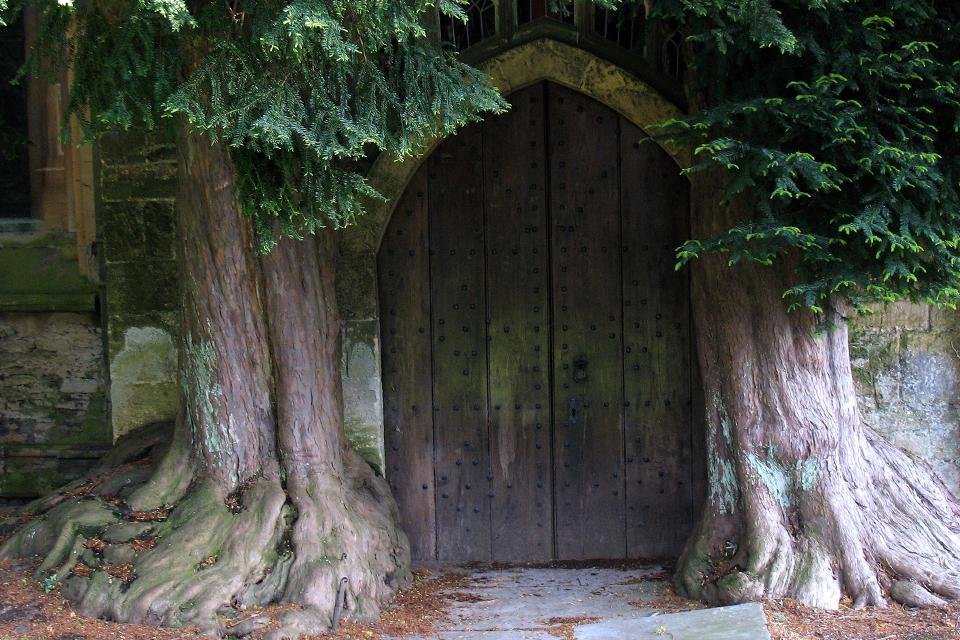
[342,319,386,472]
[110,326,178,439]
[850,302,960,493]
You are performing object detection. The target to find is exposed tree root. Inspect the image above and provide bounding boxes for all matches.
[676,420,960,610]
[0,425,410,637]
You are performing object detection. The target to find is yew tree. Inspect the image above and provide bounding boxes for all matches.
[650,0,960,611]
[0,0,503,636]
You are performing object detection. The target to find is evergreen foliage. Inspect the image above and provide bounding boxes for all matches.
[0,0,506,250]
[5,0,958,310]
[647,0,960,312]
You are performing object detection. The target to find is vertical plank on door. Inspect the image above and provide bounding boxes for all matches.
[429,125,492,561]
[484,83,554,560]
[549,84,626,559]
[379,166,436,560]
[619,117,694,557]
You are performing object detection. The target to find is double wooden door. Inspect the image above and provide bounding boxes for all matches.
[378,82,695,562]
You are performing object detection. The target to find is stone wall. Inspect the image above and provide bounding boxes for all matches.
[0,228,109,500]
[98,130,180,439]
[0,312,109,498]
[0,126,182,500]
[850,302,960,493]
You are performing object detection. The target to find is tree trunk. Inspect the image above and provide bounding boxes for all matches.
[675,170,960,609]
[0,124,411,637]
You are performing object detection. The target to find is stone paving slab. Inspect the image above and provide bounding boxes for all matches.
[392,566,772,640]
[439,566,659,631]
[575,603,771,640]
[433,631,555,640]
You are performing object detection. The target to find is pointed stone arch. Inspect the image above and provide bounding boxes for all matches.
[336,38,691,474]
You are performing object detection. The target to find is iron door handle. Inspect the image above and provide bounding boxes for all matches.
[573,355,588,383]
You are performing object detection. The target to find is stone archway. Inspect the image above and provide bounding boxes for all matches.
[335,37,697,499]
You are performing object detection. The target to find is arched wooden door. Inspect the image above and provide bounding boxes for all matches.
[378,82,695,562]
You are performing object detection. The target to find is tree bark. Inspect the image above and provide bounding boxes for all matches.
[0,124,411,637]
[675,170,960,609]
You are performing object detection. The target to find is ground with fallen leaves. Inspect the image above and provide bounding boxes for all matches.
[0,559,204,640]
[764,597,960,640]
[1,559,958,639]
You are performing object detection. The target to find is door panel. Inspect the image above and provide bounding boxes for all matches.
[619,120,694,557]
[548,84,626,559]
[379,167,435,562]
[428,126,492,561]
[484,84,554,560]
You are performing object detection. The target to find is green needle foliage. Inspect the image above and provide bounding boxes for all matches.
[645,0,960,312]
[0,0,506,251]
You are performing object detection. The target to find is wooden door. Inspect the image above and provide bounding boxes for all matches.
[379,81,697,562]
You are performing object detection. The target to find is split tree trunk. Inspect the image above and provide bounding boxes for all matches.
[675,171,960,609]
[0,124,410,637]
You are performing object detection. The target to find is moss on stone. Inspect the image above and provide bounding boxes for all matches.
[99,161,177,201]
[344,418,384,473]
[46,391,112,446]
[110,326,178,438]
[0,455,104,498]
[0,233,97,312]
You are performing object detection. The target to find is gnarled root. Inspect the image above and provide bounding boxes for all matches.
[675,422,960,610]
[0,424,411,637]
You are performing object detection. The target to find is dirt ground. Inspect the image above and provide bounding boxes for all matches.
[0,559,958,639]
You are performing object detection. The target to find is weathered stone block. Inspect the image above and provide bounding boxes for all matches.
[101,199,177,263]
[105,261,178,314]
[99,128,176,165]
[109,326,178,439]
[856,301,930,331]
[0,234,98,312]
[100,200,145,262]
[342,319,385,471]
[141,202,177,260]
[0,313,109,462]
[60,378,100,394]
[851,304,960,495]
[100,161,177,201]
[928,306,960,331]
